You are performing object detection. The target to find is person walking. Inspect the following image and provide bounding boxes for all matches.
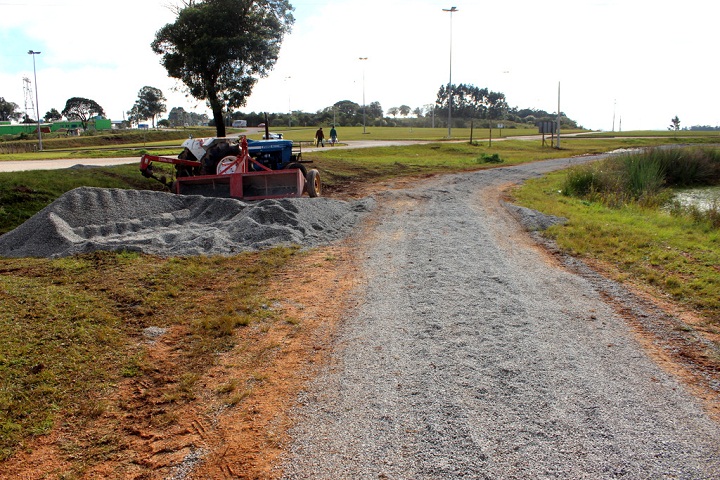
[329,125,338,146]
[315,127,325,147]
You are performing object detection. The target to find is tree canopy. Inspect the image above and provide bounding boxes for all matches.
[128,86,167,128]
[44,108,62,122]
[61,97,105,130]
[167,106,209,127]
[669,115,681,131]
[0,97,22,122]
[436,84,509,121]
[151,0,294,137]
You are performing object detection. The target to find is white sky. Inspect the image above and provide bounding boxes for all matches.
[1,0,718,131]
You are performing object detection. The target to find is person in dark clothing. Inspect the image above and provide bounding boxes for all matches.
[315,127,325,147]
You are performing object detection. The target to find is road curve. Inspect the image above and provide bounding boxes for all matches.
[280,157,720,479]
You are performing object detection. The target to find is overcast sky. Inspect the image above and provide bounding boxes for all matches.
[1,0,717,131]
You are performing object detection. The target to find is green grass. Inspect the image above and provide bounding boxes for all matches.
[1,136,716,235]
[2,133,720,468]
[579,130,720,138]
[0,127,217,159]
[512,168,720,323]
[244,125,548,142]
[304,138,720,191]
[0,247,299,462]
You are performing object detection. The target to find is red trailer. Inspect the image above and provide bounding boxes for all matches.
[140,136,321,200]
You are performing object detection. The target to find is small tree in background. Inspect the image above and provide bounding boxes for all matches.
[44,108,62,122]
[128,86,167,128]
[61,97,105,130]
[669,115,681,131]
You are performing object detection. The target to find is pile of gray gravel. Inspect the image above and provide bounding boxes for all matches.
[0,187,374,258]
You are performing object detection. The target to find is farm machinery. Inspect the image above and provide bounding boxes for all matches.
[139,135,321,200]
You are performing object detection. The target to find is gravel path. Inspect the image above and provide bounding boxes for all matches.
[281,158,720,479]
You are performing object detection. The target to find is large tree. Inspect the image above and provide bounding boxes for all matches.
[151,0,294,137]
[61,97,105,130]
[0,97,22,122]
[129,86,167,128]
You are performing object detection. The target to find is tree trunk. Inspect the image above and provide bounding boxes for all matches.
[208,91,226,137]
[212,106,226,137]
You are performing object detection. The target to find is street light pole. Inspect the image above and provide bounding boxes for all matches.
[28,50,42,151]
[359,57,368,134]
[556,81,561,149]
[442,7,457,138]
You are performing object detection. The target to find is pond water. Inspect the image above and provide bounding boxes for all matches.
[672,186,720,211]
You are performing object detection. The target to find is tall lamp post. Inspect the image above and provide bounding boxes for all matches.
[28,50,42,151]
[359,57,368,134]
[442,7,457,138]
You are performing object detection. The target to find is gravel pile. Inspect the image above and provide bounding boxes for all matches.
[0,187,374,258]
[503,202,568,231]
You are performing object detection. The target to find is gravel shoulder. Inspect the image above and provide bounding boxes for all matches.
[280,159,720,479]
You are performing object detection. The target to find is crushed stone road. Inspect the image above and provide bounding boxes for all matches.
[281,158,720,479]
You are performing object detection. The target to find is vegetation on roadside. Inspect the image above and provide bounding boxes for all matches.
[562,147,720,224]
[2,132,720,470]
[0,247,300,464]
[511,147,720,323]
[0,128,216,159]
[2,136,719,235]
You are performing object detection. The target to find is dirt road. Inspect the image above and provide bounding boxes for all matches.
[280,158,720,478]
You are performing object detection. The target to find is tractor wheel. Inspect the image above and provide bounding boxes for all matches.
[285,162,307,177]
[202,142,239,174]
[216,155,239,174]
[306,169,321,197]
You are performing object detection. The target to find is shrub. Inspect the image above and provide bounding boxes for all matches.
[563,147,720,208]
[623,154,665,198]
[476,153,503,164]
[563,165,600,197]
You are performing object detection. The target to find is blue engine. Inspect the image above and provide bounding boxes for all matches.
[246,139,298,170]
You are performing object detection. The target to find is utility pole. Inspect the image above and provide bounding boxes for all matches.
[556,81,561,149]
[359,57,368,134]
[28,50,42,151]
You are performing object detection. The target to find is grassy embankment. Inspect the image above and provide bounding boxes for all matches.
[1,131,718,470]
[511,146,720,325]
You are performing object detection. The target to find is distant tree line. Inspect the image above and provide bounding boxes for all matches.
[220,83,581,130]
[687,125,720,131]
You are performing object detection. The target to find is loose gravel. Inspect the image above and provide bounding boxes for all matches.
[0,187,374,258]
[281,157,720,479]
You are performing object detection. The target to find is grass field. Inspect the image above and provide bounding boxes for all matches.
[511,169,720,324]
[1,130,719,470]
